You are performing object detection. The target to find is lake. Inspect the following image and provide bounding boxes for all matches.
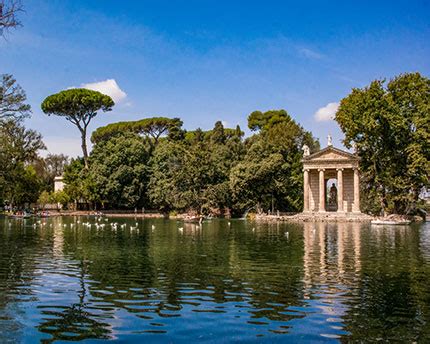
[0,216,429,343]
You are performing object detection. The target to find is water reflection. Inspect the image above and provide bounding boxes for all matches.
[0,217,429,342]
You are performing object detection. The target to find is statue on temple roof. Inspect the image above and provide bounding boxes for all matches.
[302,144,310,156]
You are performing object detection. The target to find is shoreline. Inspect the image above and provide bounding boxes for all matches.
[255,212,375,223]
[2,211,425,223]
[254,213,425,223]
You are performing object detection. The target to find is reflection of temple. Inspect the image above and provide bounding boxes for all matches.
[302,138,361,214]
[302,222,363,322]
[303,222,362,288]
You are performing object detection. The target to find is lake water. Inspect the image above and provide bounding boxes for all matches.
[0,216,429,343]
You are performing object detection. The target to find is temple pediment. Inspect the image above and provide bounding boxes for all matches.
[302,146,358,162]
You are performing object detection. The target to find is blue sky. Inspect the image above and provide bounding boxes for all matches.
[1,0,429,156]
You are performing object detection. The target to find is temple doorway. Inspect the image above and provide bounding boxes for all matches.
[326,178,338,212]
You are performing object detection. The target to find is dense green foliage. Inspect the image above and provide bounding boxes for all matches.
[41,88,114,167]
[248,109,292,131]
[336,72,430,215]
[33,153,69,192]
[64,113,318,215]
[87,133,151,208]
[0,120,46,206]
[230,111,320,213]
[148,122,246,214]
[91,117,183,146]
[0,74,46,207]
[0,119,69,208]
[0,75,71,208]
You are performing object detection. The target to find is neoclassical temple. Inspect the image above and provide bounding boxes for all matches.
[302,137,360,214]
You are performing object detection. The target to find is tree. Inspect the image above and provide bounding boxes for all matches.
[45,153,69,177]
[335,72,430,215]
[9,165,41,206]
[41,89,114,167]
[51,190,70,210]
[148,141,191,212]
[37,190,51,210]
[32,153,69,192]
[0,120,46,206]
[0,119,44,160]
[230,110,319,214]
[0,0,23,36]
[148,122,246,215]
[86,132,151,209]
[62,158,88,209]
[0,74,31,121]
[248,109,292,131]
[91,116,183,149]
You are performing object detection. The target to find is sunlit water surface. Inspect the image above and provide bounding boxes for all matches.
[0,217,429,343]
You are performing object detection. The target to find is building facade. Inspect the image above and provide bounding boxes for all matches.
[54,176,65,192]
[302,142,360,214]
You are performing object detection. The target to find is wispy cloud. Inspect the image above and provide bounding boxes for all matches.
[314,102,339,121]
[81,79,127,103]
[298,47,324,60]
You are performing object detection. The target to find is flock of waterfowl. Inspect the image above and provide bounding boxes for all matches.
[4,216,215,234]
[4,216,291,238]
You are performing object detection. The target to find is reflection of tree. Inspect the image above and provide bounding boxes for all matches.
[341,225,430,342]
[37,259,111,342]
[0,218,45,342]
[59,219,159,318]
[226,222,305,323]
[59,219,307,330]
[37,304,111,342]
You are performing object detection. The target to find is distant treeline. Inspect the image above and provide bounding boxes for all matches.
[63,110,320,216]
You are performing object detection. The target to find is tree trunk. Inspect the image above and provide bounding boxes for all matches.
[379,186,387,216]
[80,128,89,168]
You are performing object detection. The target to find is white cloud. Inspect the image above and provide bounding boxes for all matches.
[314,102,339,122]
[80,79,127,103]
[221,120,229,127]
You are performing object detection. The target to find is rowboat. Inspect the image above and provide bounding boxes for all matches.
[8,213,32,219]
[371,219,411,225]
[183,215,203,223]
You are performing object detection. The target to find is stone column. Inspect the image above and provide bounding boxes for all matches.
[337,168,344,213]
[303,169,310,212]
[353,168,360,213]
[318,169,325,212]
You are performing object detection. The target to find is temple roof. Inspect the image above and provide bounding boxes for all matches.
[302,146,359,168]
